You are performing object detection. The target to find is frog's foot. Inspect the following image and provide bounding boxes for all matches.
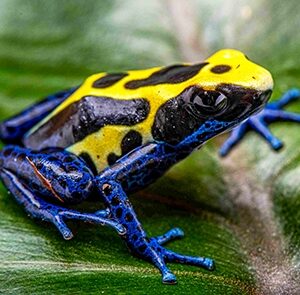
[220,88,300,156]
[0,158,125,239]
[145,239,214,284]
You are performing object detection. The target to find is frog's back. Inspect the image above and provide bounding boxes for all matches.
[24,49,260,172]
[23,62,209,172]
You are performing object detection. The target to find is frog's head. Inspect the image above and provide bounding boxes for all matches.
[191,48,273,120]
[152,49,273,145]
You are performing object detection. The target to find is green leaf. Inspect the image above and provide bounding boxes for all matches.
[1,0,300,294]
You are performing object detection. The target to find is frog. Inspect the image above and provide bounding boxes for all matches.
[1,49,300,284]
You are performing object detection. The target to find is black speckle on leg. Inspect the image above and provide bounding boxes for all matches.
[3,147,13,157]
[116,207,123,218]
[138,244,147,253]
[125,213,133,222]
[111,196,120,206]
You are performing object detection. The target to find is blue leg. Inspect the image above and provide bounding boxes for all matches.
[96,145,215,284]
[0,86,77,143]
[155,228,184,245]
[0,169,125,239]
[220,88,300,156]
[0,146,125,238]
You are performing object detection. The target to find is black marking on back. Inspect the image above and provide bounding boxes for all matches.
[107,130,143,165]
[211,65,231,74]
[152,87,205,145]
[23,96,150,150]
[79,152,98,176]
[124,63,209,89]
[93,73,128,88]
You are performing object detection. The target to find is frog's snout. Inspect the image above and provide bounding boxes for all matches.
[254,89,272,105]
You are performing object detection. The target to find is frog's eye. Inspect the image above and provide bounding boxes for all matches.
[191,90,228,115]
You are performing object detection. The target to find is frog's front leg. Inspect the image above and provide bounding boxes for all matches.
[95,143,214,284]
[220,88,300,156]
[0,146,125,239]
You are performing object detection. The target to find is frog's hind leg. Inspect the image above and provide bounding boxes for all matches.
[0,87,77,144]
[0,146,125,239]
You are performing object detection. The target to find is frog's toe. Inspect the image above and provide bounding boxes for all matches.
[269,137,284,151]
[94,208,111,218]
[162,272,177,285]
[204,258,215,271]
[155,227,184,245]
[165,249,215,271]
[52,215,74,240]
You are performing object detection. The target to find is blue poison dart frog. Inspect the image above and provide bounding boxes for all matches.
[1,49,300,284]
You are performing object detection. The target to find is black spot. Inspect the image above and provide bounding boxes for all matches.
[252,76,256,80]
[236,64,240,69]
[67,165,77,172]
[116,207,123,218]
[93,73,128,88]
[3,148,13,157]
[107,130,143,166]
[107,153,119,166]
[59,179,67,189]
[24,96,150,150]
[211,65,231,74]
[47,156,57,162]
[125,63,208,89]
[138,244,147,253]
[17,153,26,161]
[79,152,98,175]
[64,156,74,163]
[121,130,143,156]
[35,161,43,170]
[132,234,138,241]
[244,54,250,60]
[111,196,120,206]
[125,213,133,222]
